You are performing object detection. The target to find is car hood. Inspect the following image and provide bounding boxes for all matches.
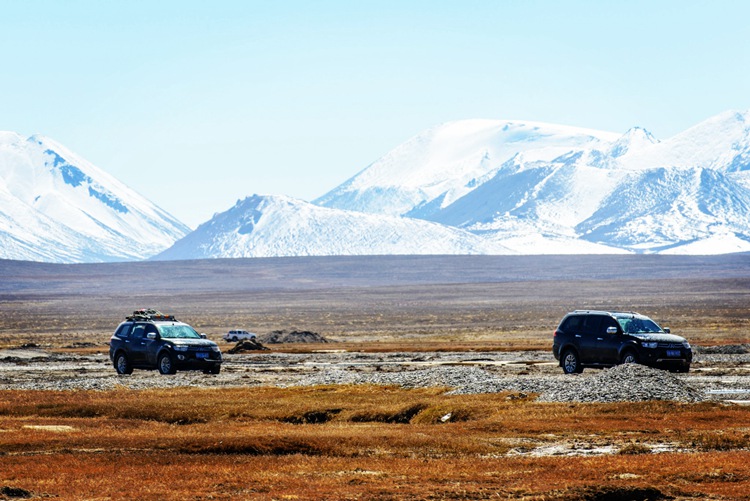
[167,339,218,348]
[630,333,687,344]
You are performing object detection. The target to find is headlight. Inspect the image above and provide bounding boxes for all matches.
[683,342,691,349]
[641,342,658,349]
[211,346,221,352]
[173,345,189,351]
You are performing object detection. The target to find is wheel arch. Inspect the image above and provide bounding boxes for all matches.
[558,344,580,366]
[617,342,640,360]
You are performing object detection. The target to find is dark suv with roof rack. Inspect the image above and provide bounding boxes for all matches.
[109,309,222,375]
[552,310,692,374]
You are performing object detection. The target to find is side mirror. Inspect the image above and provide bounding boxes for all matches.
[200,333,207,339]
[147,332,157,340]
[664,327,671,333]
[606,326,618,335]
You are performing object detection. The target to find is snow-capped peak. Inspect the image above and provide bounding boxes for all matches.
[608,127,659,158]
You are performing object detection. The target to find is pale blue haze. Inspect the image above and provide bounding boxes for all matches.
[1,0,748,227]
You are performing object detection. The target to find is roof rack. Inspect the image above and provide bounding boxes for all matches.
[572,309,641,316]
[126,308,176,322]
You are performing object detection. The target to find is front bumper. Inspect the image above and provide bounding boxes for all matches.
[641,347,692,369]
[173,350,222,369]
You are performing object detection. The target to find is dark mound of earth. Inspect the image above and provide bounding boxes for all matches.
[259,330,330,344]
[694,344,750,354]
[227,339,270,353]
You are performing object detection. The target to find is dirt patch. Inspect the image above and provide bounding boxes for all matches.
[260,330,331,344]
[0,486,32,499]
[557,486,672,501]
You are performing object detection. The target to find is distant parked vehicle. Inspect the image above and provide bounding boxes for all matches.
[109,309,222,375]
[552,310,692,374]
[223,329,258,343]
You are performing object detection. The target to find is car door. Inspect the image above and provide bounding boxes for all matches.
[594,315,622,364]
[128,323,151,365]
[576,315,602,363]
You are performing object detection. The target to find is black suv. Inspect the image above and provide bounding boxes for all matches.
[552,310,692,374]
[109,309,222,375]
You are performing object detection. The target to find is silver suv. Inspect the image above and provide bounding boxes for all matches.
[222,330,257,342]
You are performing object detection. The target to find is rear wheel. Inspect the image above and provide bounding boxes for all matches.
[114,352,133,375]
[561,349,583,374]
[157,352,176,375]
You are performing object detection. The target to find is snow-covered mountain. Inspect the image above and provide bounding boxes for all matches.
[6,109,750,263]
[0,132,190,262]
[315,119,619,219]
[316,110,750,254]
[153,194,511,260]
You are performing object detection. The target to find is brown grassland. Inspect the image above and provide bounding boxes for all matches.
[1,255,750,499]
[2,387,750,500]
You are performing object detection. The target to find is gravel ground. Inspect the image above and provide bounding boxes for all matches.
[1,347,749,404]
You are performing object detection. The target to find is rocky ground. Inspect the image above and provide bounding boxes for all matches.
[1,345,749,405]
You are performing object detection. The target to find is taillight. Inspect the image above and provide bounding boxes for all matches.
[553,330,559,337]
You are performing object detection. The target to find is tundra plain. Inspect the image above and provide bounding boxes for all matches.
[1,254,750,500]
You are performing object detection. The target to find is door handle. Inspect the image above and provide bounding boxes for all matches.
[574,335,582,338]
[597,338,603,341]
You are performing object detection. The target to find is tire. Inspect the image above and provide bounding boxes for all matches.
[203,365,221,375]
[231,336,238,342]
[561,349,583,374]
[620,350,639,365]
[114,352,133,375]
[157,352,176,375]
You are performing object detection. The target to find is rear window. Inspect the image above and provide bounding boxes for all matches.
[114,323,132,338]
[561,315,583,331]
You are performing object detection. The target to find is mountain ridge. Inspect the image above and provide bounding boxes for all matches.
[0,132,190,262]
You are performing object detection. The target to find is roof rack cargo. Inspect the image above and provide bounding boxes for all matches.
[126,308,176,322]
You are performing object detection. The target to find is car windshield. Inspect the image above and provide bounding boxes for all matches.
[617,317,663,334]
[157,324,201,339]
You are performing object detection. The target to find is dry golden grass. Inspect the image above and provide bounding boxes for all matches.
[1,387,750,499]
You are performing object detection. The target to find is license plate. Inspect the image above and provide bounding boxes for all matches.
[666,350,681,358]
[196,352,209,359]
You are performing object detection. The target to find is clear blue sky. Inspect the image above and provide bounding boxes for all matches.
[2,0,749,228]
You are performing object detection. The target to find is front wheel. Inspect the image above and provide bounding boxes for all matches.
[157,352,176,375]
[561,349,583,374]
[114,352,133,375]
[203,365,221,375]
[620,350,639,365]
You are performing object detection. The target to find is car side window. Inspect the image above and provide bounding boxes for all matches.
[144,324,158,337]
[581,315,602,335]
[131,324,146,339]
